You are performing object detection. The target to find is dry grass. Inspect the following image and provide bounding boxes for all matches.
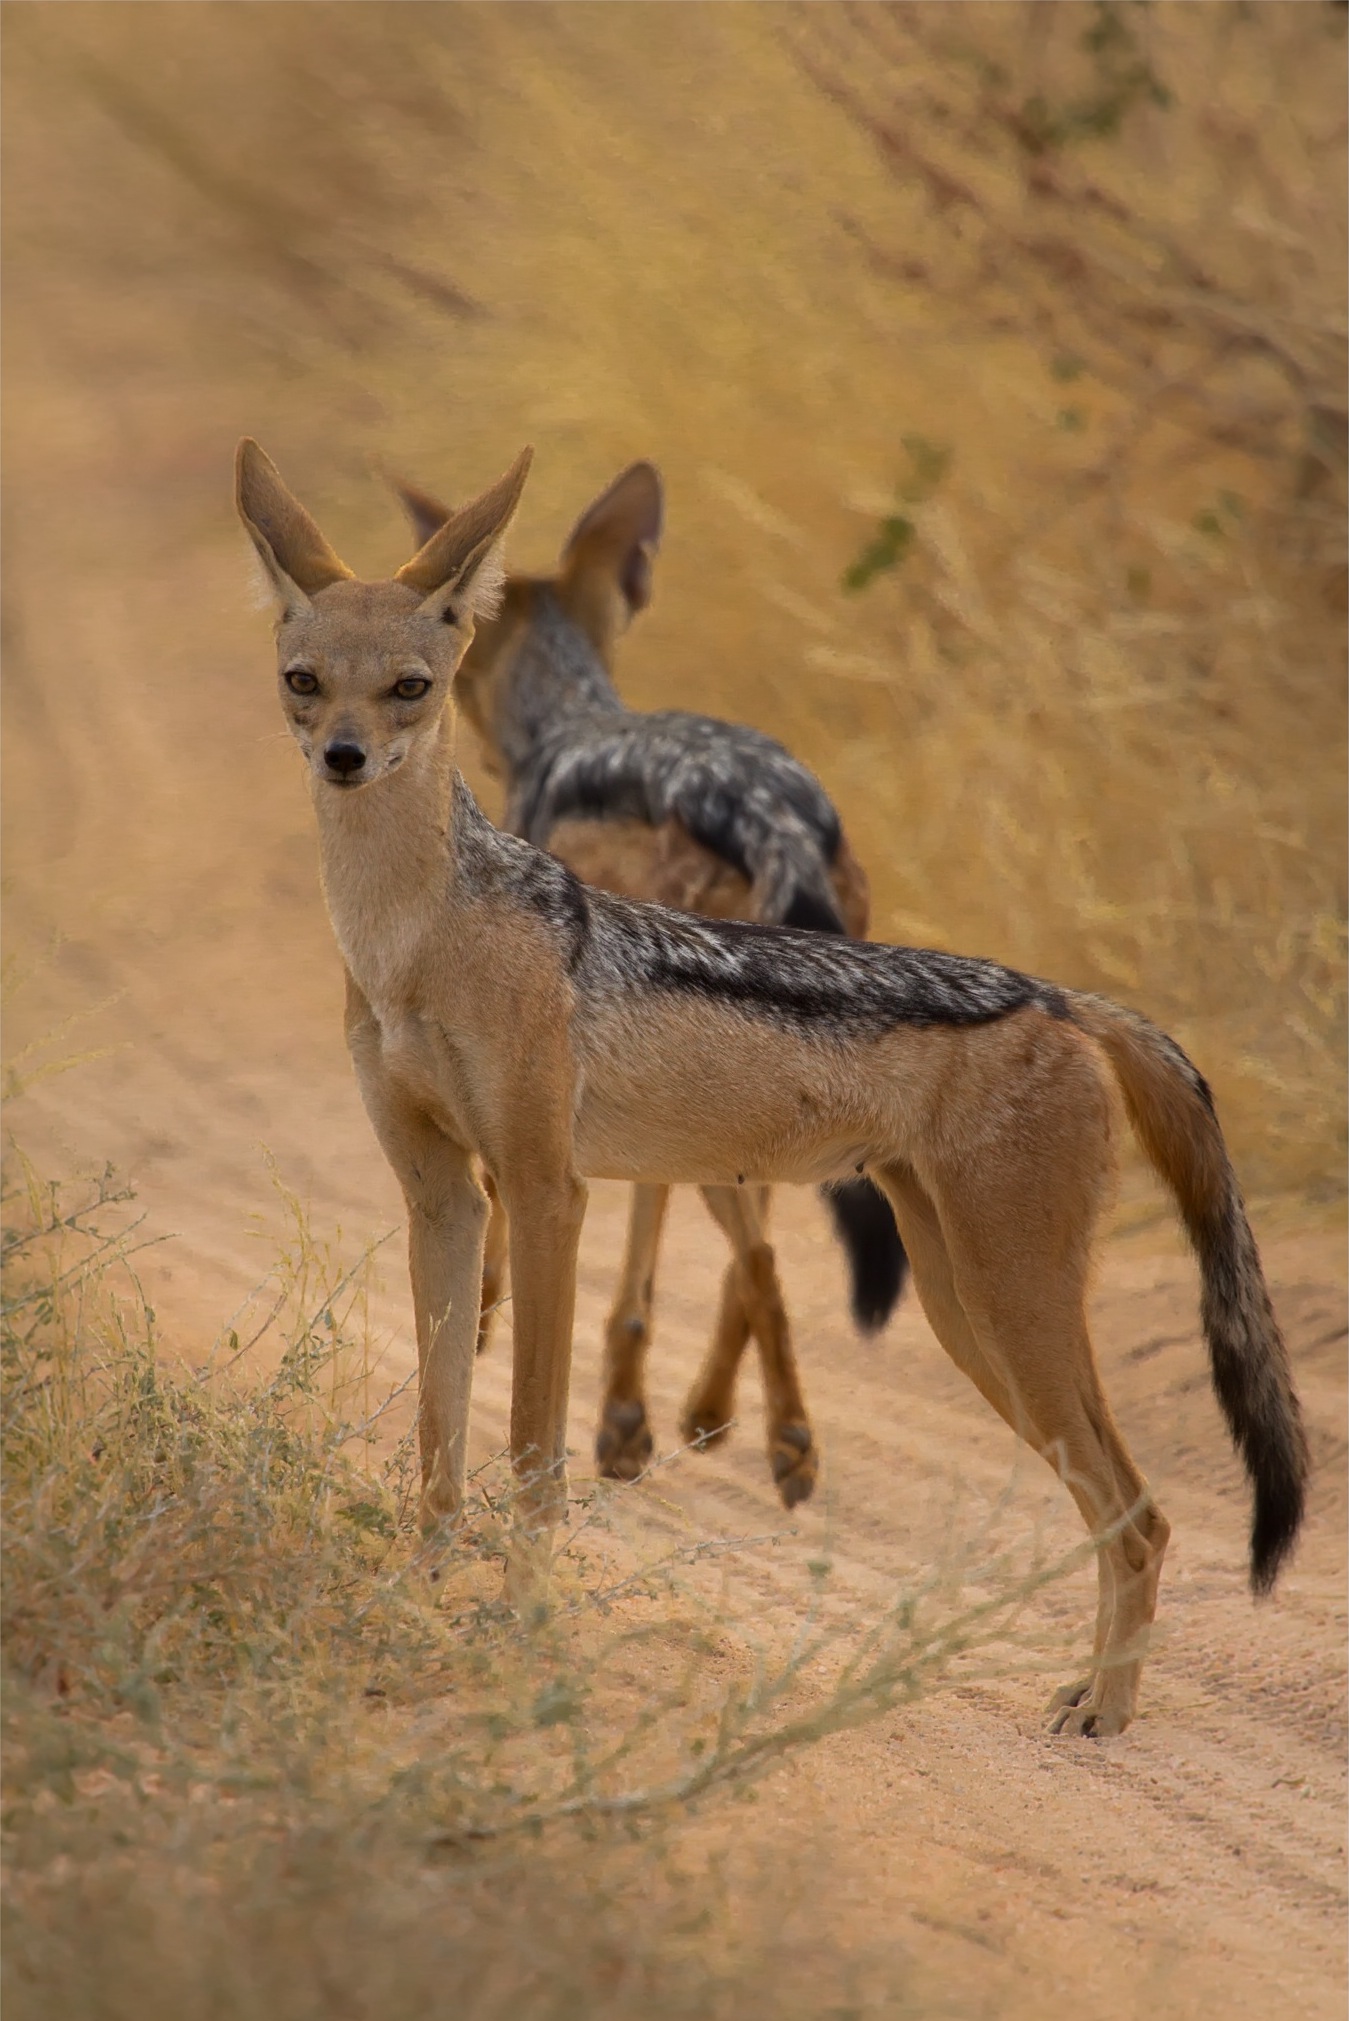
[2,1157,1093,2019]
[788,1,1347,1191]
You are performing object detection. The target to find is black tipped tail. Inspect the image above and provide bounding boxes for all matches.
[820,1178,908,1334]
[782,887,847,934]
[1068,989,1309,1594]
[1197,1192,1310,1595]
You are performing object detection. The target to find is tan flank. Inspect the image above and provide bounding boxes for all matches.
[237,441,1307,1736]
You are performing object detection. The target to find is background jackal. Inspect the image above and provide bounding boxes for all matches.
[395,460,906,1506]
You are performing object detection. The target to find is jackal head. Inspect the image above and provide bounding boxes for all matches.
[235,440,533,792]
[392,461,662,777]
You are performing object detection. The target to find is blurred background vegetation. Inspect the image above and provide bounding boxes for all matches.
[4,0,1345,1194]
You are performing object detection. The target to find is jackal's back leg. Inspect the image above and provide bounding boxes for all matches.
[596,1184,668,1482]
[680,1255,750,1451]
[877,1146,1168,1739]
[683,1186,818,1509]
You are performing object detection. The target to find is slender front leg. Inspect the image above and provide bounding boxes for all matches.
[499,1173,588,1562]
[406,1155,490,1522]
[596,1183,669,1481]
[345,977,487,1529]
[476,1169,510,1356]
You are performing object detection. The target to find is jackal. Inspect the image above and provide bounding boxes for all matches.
[237,438,1307,1735]
[394,460,906,1509]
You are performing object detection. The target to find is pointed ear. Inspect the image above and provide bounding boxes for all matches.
[391,474,454,554]
[235,439,354,619]
[560,461,663,623]
[395,446,533,623]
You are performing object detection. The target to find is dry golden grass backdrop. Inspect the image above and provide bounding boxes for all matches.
[3,0,1345,1198]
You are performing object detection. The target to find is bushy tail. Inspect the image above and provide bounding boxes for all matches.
[1069,992,1309,1591]
[820,1178,909,1335]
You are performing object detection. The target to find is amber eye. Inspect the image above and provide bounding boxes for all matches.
[393,675,432,701]
[285,668,319,696]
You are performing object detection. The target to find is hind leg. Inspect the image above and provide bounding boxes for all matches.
[682,1186,817,1509]
[679,1186,774,1449]
[679,1257,750,1449]
[596,1185,668,1481]
[877,1159,1168,1737]
[881,1129,1126,1699]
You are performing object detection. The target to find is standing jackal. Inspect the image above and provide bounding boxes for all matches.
[394,460,906,1509]
[237,438,1307,1736]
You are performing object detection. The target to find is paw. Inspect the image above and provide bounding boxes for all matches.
[680,1396,735,1451]
[1047,1677,1093,1716]
[769,1421,818,1509]
[1046,1677,1131,1739]
[595,1398,654,1482]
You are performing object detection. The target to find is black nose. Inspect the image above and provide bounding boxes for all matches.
[324,741,367,777]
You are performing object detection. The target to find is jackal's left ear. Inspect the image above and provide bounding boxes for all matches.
[395,447,534,624]
[560,462,663,631]
[235,439,354,619]
[391,475,454,555]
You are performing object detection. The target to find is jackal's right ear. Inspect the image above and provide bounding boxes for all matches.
[560,462,663,628]
[395,447,533,625]
[235,440,354,619]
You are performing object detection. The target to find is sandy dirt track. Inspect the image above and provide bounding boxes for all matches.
[15,993,1347,2017]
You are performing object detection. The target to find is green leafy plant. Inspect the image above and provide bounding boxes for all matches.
[843,435,952,592]
[1015,2,1172,153]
